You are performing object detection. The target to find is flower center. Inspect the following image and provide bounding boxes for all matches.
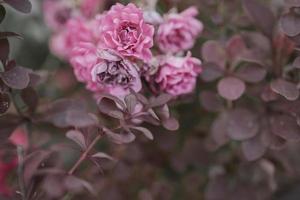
[118,21,139,45]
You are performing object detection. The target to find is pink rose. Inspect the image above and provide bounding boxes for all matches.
[70,42,102,92]
[99,3,155,61]
[154,53,202,96]
[50,16,95,59]
[156,7,203,53]
[91,49,142,97]
[80,0,104,18]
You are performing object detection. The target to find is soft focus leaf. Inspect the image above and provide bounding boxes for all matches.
[285,0,300,7]
[66,130,86,150]
[241,134,267,161]
[0,5,5,24]
[0,114,22,145]
[104,128,136,144]
[270,114,300,141]
[227,108,259,140]
[242,0,275,38]
[235,63,267,83]
[200,91,223,112]
[98,96,124,119]
[0,92,10,114]
[64,176,96,195]
[0,66,30,89]
[0,38,9,64]
[65,111,98,128]
[0,32,21,39]
[201,41,226,69]
[153,104,169,120]
[200,62,224,82]
[125,94,137,113]
[92,152,116,161]
[270,79,299,101]
[211,112,230,146]
[293,56,300,69]
[217,77,246,100]
[130,126,154,140]
[3,0,32,13]
[149,93,172,108]
[21,87,38,113]
[162,117,179,131]
[280,13,300,37]
[226,35,248,62]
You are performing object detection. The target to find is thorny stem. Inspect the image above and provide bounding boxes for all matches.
[68,132,103,175]
[17,146,26,200]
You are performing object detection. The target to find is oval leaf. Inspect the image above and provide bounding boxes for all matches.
[130,126,154,140]
[270,79,299,101]
[217,77,246,100]
[270,114,300,141]
[162,117,179,131]
[201,41,226,69]
[280,13,300,37]
[200,62,224,82]
[241,135,267,161]
[66,130,86,150]
[3,0,32,13]
[1,66,30,89]
[235,63,267,83]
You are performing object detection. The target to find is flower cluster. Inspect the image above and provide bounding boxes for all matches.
[44,1,203,99]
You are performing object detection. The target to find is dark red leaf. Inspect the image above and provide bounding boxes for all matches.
[0,38,9,64]
[104,128,136,144]
[0,66,30,89]
[235,63,267,83]
[242,0,275,38]
[64,176,95,195]
[200,91,223,112]
[65,111,98,128]
[66,130,87,150]
[0,92,10,114]
[211,112,230,146]
[162,117,179,131]
[200,62,224,82]
[217,77,246,100]
[149,93,172,108]
[226,35,248,62]
[270,79,299,101]
[270,114,300,141]
[241,134,267,161]
[21,87,38,113]
[227,108,259,140]
[130,126,154,140]
[3,0,32,13]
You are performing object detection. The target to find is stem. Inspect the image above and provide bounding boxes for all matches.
[17,146,26,200]
[68,133,102,175]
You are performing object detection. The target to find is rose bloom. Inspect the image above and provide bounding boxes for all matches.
[50,16,95,59]
[156,7,203,54]
[43,0,103,32]
[154,53,202,96]
[99,3,154,61]
[91,49,142,97]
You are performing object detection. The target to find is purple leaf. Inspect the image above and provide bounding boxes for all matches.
[65,111,98,128]
[92,152,116,161]
[98,96,124,119]
[217,77,246,100]
[0,5,5,24]
[0,38,9,64]
[64,176,95,195]
[270,79,299,101]
[66,130,87,150]
[125,94,137,113]
[0,66,30,89]
[242,0,275,38]
[293,56,300,69]
[162,117,179,131]
[270,114,300,141]
[149,93,172,108]
[201,40,226,69]
[21,87,38,113]
[280,13,300,37]
[0,114,21,145]
[227,108,259,140]
[200,91,223,112]
[104,128,136,144]
[285,0,300,7]
[0,92,10,114]
[241,134,267,161]
[153,104,169,120]
[200,62,224,82]
[211,112,230,146]
[235,63,267,83]
[130,126,154,140]
[3,0,32,13]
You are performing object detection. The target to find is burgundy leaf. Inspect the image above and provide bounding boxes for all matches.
[270,114,300,141]
[217,77,246,100]
[0,5,5,24]
[200,91,223,112]
[201,40,226,69]
[97,94,126,110]
[64,176,95,195]
[66,130,87,150]
[153,104,169,120]
[0,32,22,39]
[226,35,248,62]
[65,111,98,128]
[270,79,299,101]
[280,13,300,37]
[149,93,172,108]
[0,38,9,64]
[235,63,267,83]
[130,126,154,140]
[293,56,300,69]
[0,92,10,114]
[0,66,30,89]
[227,108,259,140]
[21,87,38,113]
[98,96,124,119]
[3,0,32,13]
[200,62,224,82]
[241,134,267,161]
[92,152,116,161]
[104,128,136,144]
[162,117,179,131]
[211,112,230,146]
[242,0,275,38]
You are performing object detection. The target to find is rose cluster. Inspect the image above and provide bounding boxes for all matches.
[44,1,203,98]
